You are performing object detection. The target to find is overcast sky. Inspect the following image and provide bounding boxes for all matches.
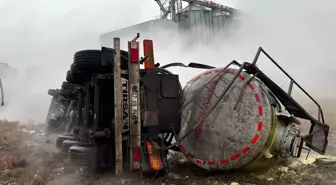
[0,0,237,66]
[0,0,336,122]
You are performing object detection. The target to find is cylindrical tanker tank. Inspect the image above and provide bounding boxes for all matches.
[176,67,302,171]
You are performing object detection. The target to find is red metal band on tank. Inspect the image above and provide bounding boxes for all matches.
[220,159,229,164]
[187,153,195,158]
[208,161,216,166]
[204,71,213,76]
[242,146,251,154]
[248,83,255,90]
[194,76,201,81]
[257,121,263,131]
[181,68,265,167]
[258,106,263,116]
[230,154,240,160]
[251,134,260,144]
[254,93,261,102]
[179,145,186,152]
[196,159,205,165]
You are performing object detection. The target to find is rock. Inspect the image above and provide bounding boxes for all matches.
[1,169,11,178]
[11,157,26,168]
[230,182,240,185]
[288,161,304,171]
[168,172,181,180]
[120,179,132,184]
[177,158,189,164]
[288,170,297,176]
[266,177,274,181]
[314,158,336,165]
[32,174,44,185]
[278,166,288,173]
[52,167,64,175]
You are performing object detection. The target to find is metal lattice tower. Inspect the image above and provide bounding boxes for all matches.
[154,0,239,21]
[154,0,183,21]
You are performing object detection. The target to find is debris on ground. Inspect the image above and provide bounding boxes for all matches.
[1,119,336,185]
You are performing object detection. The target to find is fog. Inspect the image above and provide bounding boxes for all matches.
[0,0,335,123]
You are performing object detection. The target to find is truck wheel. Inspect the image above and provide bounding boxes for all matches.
[66,70,75,84]
[73,50,101,71]
[47,89,59,97]
[61,81,75,91]
[68,145,97,168]
[59,88,71,96]
[72,49,129,72]
[56,135,76,149]
[61,140,82,154]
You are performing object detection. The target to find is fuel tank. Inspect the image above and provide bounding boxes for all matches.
[176,67,300,171]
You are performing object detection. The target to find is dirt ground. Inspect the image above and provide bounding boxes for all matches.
[1,119,336,185]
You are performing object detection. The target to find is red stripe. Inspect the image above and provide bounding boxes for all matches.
[230,154,240,160]
[251,134,259,144]
[254,93,260,102]
[194,76,201,81]
[191,68,266,166]
[196,160,205,165]
[257,121,263,131]
[238,75,245,80]
[242,146,251,154]
[248,83,255,90]
[220,159,229,164]
[227,70,235,74]
[204,71,212,76]
[258,106,263,116]
[187,153,195,158]
[179,145,186,152]
[208,161,216,166]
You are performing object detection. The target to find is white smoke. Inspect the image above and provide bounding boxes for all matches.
[1,0,335,123]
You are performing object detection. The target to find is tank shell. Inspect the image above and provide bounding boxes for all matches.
[177,68,273,170]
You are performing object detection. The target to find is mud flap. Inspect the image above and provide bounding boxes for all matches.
[141,139,167,173]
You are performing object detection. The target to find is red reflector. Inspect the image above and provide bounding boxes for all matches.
[143,39,155,69]
[129,41,139,63]
[132,147,141,162]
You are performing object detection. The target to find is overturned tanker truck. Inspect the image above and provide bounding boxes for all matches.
[47,33,329,174]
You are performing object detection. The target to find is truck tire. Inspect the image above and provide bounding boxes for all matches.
[47,89,59,97]
[66,70,86,85]
[68,145,97,168]
[66,70,75,84]
[59,88,71,96]
[72,50,102,74]
[71,49,129,72]
[56,135,76,149]
[61,140,82,154]
[61,81,75,90]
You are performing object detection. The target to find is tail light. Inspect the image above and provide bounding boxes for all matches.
[146,140,163,171]
[132,147,141,162]
[129,41,139,63]
[143,39,155,69]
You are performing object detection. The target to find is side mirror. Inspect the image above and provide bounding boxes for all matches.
[48,89,59,97]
